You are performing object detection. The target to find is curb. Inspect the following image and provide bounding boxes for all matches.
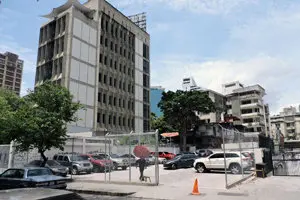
[67,189,135,197]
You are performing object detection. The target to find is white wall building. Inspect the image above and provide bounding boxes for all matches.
[35,0,150,135]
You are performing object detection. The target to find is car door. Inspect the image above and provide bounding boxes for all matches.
[209,153,224,169]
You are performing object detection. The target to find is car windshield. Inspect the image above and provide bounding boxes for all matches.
[46,160,61,167]
[27,168,52,177]
[1,169,25,178]
[70,155,87,161]
[110,154,120,158]
[172,155,182,160]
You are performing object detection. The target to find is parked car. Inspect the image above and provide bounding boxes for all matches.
[120,154,138,165]
[0,167,67,190]
[53,154,93,175]
[151,152,175,160]
[242,152,255,168]
[163,154,198,169]
[150,152,168,163]
[24,160,68,177]
[193,152,252,174]
[107,154,129,170]
[195,149,214,157]
[83,154,114,172]
[146,155,156,165]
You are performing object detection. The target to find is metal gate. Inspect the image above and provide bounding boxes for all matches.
[273,151,300,176]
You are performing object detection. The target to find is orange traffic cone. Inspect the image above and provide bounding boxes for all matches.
[191,178,200,195]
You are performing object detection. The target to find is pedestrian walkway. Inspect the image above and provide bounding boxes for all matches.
[68,176,300,200]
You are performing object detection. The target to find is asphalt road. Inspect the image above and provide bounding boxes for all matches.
[78,194,155,200]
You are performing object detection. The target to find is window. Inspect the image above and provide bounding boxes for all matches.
[103,93,106,103]
[105,21,108,31]
[99,54,103,63]
[119,81,122,89]
[103,56,107,65]
[110,59,112,68]
[114,61,117,69]
[123,65,126,73]
[209,153,223,159]
[123,117,126,126]
[123,99,125,108]
[108,115,111,124]
[98,73,102,82]
[114,78,117,87]
[119,64,122,72]
[100,35,103,44]
[110,42,113,51]
[58,156,63,161]
[0,169,24,178]
[143,43,149,59]
[113,116,116,125]
[109,77,112,86]
[119,116,121,126]
[115,44,118,53]
[128,118,131,127]
[225,153,239,158]
[109,96,112,105]
[105,38,108,47]
[119,98,121,107]
[103,75,107,84]
[128,101,131,110]
[113,97,116,106]
[97,113,100,122]
[98,92,101,102]
[120,47,122,56]
[63,156,69,162]
[123,49,126,57]
[102,114,106,124]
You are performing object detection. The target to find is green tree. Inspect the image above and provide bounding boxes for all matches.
[2,82,82,166]
[158,90,215,151]
[150,112,175,134]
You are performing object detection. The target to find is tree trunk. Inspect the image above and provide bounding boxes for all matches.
[40,151,48,167]
[183,118,187,152]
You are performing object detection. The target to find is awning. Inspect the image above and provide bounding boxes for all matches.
[161,132,179,137]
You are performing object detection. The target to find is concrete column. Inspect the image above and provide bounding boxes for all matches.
[8,141,14,168]
[82,138,86,154]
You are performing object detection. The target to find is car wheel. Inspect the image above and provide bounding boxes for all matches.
[171,164,177,170]
[196,163,206,173]
[122,166,127,170]
[87,170,92,174]
[71,167,79,175]
[113,163,118,170]
[230,163,241,174]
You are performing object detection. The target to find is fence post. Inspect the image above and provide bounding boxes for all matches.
[8,141,14,168]
[222,128,228,188]
[129,131,133,183]
[155,129,159,185]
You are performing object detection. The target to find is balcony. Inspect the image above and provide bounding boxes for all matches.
[287,126,295,130]
[242,121,265,127]
[241,112,263,118]
[240,102,262,109]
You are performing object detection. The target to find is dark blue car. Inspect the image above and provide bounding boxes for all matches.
[0,167,67,190]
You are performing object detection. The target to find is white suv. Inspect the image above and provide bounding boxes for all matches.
[193,152,251,174]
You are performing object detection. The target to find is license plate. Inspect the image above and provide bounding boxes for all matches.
[49,181,55,186]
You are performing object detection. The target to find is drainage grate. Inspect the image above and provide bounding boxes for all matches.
[218,192,249,197]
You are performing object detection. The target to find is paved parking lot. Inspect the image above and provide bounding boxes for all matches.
[72,164,250,189]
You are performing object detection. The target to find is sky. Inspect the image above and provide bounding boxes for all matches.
[0,0,299,115]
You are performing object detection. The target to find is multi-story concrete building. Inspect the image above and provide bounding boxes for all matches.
[150,86,164,117]
[182,77,202,91]
[0,52,23,96]
[224,82,270,135]
[35,0,150,135]
[271,106,300,140]
[182,77,226,123]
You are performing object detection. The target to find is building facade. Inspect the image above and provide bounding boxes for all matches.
[224,83,270,135]
[35,0,150,135]
[271,106,300,140]
[150,86,164,117]
[0,52,23,96]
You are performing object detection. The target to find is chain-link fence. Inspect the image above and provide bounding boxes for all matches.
[2,131,159,185]
[218,125,259,188]
[103,130,159,185]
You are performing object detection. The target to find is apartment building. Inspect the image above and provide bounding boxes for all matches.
[224,82,270,135]
[35,0,150,135]
[0,52,23,96]
[271,106,300,140]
